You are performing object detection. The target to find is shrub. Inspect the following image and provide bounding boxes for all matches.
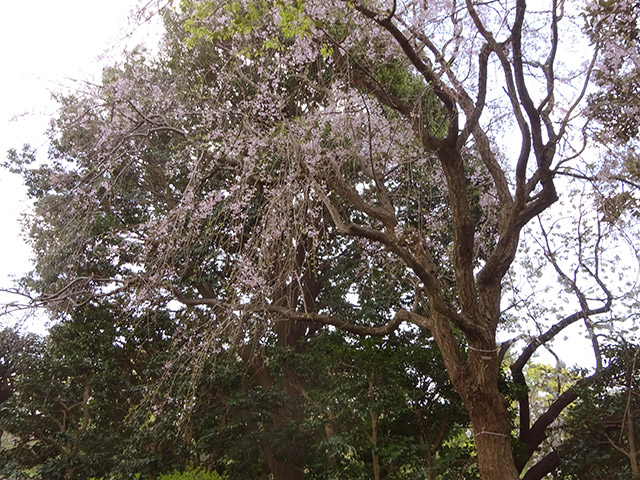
[158,467,228,480]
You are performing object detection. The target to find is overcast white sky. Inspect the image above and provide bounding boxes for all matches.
[0,0,160,331]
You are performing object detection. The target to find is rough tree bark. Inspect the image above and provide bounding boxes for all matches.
[240,318,311,480]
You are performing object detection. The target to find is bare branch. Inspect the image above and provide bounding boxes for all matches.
[512,304,611,378]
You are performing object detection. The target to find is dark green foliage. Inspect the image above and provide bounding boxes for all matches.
[0,303,179,480]
[0,312,478,479]
[557,341,640,480]
[291,330,474,479]
[159,468,227,480]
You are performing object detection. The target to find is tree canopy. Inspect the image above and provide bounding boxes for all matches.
[4,0,640,479]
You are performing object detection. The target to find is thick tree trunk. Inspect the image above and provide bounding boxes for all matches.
[522,451,560,480]
[472,423,519,480]
[64,466,75,480]
[243,318,311,479]
[426,455,437,480]
[458,352,520,480]
[262,446,306,480]
[432,310,520,480]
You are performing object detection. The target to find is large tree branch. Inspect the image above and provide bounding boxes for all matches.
[173,288,424,336]
[464,0,533,202]
[511,355,615,476]
[515,365,612,473]
[521,451,560,480]
[512,303,612,379]
[510,1,561,228]
[511,300,611,455]
[512,0,544,156]
[459,42,490,143]
[345,54,446,153]
[353,2,458,122]
[536,0,560,140]
[325,168,398,230]
[310,179,475,331]
[435,148,478,321]
[396,13,513,210]
[476,222,520,291]
[347,62,413,118]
